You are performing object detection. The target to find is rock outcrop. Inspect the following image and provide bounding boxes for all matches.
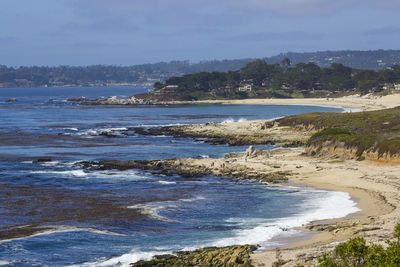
[131,245,258,267]
[79,95,161,105]
[79,158,291,183]
[130,120,311,147]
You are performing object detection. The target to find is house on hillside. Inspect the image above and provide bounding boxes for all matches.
[237,84,253,92]
[383,83,400,91]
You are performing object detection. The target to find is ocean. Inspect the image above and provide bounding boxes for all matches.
[0,86,359,266]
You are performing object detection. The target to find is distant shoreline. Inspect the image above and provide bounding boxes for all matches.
[163,92,400,112]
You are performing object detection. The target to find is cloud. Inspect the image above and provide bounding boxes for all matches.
[364,27,400,36]
[62,17,139,33]
[72,0,400,17]
[224,31,322,42]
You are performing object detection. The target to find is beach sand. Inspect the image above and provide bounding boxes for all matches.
[173,148,398,266]
[171,92,400,112]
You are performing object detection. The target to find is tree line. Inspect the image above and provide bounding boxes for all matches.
[151,59,400,100]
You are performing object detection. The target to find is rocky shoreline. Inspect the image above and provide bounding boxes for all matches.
[131,245,258,267]
[79,146,292,183]
[131,119,311,146]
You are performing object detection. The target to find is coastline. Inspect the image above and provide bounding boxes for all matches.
[85,145,399,265]
[118,93,400,266]
[250,154,396,266]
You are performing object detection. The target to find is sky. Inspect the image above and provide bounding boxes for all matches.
[0,0,400,66]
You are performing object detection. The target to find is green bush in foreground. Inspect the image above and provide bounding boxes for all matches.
[318,224,400,266]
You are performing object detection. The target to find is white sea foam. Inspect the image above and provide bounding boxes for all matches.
[76,127,127,137]
[128,196,205,222]
[221,118,247,123]
[157,180,176,185]
[221,118,234,123]
[30,170,87,177]
[179,196,206,202]
[0,226,125,243]
[77,249,172,267]
[212,189,359,248]
[80,189,357,266]
[199,154,210,159]
[40,161,60,166]
[128,203,178,222]
[63,127,79,131]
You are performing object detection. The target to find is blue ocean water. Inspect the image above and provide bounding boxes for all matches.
[0,87,358,266]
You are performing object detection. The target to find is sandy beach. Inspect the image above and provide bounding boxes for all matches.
[149,145,398,266]
[171,92,400,112]
[157,93,400,265]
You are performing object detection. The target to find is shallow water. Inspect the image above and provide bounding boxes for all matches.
[0,87,359,266]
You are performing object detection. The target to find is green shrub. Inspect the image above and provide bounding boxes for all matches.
[318,223,400,266]
[311,128,352,139]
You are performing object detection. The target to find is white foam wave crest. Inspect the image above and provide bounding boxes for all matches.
[0,226,125,243]
[30,170,87,177]
[80,190,357,266]
[62,127,79,131]
[221,118,247,123]
[221,118,234,123]
[76,127,128,137]
[39,161,61,166]
[199,154,210,159]
[157,180,176,185]
[128,196,205,222]
[77,248,173,267]
[213,190,359,248]
[86,169,146,180]
[128,203,178,222]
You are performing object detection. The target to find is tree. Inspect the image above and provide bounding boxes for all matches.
[281,57,291,72]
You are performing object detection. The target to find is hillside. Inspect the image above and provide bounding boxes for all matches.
[278,107,400,162]
[144,60,400,101]
[266,50,400,70]
[2,50,400,88]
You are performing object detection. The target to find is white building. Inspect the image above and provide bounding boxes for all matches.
[394,84,400,91]
[237,84,253,92]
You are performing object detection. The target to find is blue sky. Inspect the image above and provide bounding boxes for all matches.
[1,0,400,66]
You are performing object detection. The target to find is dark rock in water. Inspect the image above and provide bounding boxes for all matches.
[67,96,87,102]
[34,158,52,163]
[6,98,17,103]
[131,245,258,267]
[99,131,120,138]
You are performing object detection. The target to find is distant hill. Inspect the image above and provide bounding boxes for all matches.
[1,50,400,88]
[265,50,400,70]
